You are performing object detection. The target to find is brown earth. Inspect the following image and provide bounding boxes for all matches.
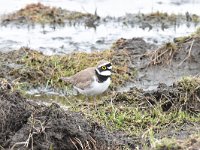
[0,88,135,150]
[0,17,200,149]
[112,35,200,91]
[1,74,200,149]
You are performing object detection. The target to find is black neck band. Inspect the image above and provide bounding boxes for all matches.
[95,70,110,83]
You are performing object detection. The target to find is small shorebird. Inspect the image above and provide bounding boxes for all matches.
[60,60,112,96]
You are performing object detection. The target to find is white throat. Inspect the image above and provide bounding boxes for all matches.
[95,68,111,76]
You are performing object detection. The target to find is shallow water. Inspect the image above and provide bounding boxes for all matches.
[0,0,200,55]
[0,23,197,55]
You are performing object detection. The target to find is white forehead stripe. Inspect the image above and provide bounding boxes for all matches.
[98,62,111,67]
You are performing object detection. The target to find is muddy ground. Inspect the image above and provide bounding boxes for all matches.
[0,89,135,150]
[112,35,200,91]
[0,3,200,150]
[0,73,200,149]
[0,35,200,149]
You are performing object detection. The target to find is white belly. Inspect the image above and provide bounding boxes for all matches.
[74,77,111,96]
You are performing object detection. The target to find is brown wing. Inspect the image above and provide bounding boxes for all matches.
[71,67,96,90]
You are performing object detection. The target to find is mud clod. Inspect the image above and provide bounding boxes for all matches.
[0,89,133,149]
[115,77,200,114]
[0,90,31,148]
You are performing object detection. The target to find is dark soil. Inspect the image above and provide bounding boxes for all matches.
[0,9,200,149]
[0,34,200,149]
[112,81,200,149]
[115,78,200,114]
[0,90,31,148]
[1,75,200,149]
[0,88,135,150]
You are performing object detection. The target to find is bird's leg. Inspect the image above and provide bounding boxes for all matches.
[94,95,102,111]
[87,96,97,111]
[94,95,97,111]
[86,96,92,114]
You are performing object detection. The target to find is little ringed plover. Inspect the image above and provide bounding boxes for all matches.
[60,60,112,96]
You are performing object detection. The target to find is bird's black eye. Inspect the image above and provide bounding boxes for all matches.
[101,66,106,70]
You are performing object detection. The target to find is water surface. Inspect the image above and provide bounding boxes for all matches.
[0,0,200,54]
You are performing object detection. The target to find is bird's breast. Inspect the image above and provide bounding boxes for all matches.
[75,77,111,96]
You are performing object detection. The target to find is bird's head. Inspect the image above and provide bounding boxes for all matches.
[95,60,112,76]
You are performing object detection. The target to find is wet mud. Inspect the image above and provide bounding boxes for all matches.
[1,33,200,149]
[0,88,135,150]
[0,73,200,149]
[112,34,200,90]
[114,79,200,139]
[0,3,200,149]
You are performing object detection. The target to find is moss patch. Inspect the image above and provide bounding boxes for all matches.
[0,47,135,92]
[33,76,200,149]
[82,77,200,148]
[1,75,200,149]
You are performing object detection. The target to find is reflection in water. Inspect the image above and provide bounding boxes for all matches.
[0,0,199,55]
[0,22,198,55]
